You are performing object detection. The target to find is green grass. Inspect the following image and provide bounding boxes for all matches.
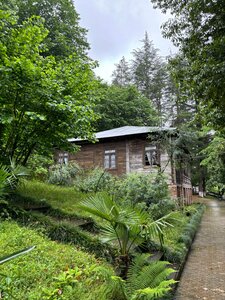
[0,220,114,300]
[16,180,88,216]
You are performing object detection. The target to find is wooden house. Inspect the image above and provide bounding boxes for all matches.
[56,126,192,203]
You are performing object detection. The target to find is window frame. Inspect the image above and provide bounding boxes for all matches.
[58,152,69,164]
[144,145,159,167]
[104,149,117,169]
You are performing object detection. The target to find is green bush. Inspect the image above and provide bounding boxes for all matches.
[27,154,53,181]
[162,245,187,264]
[113,172,169,207]
[163,204,205,264]
[148,199,177,220]
[75,168,114,193]
[48,163,81,186]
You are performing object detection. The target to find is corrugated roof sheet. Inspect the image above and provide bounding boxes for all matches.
[68,126,176,142]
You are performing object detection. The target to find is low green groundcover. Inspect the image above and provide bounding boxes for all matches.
[0,221,114,300]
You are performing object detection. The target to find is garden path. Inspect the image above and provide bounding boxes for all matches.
[175,197,225,300]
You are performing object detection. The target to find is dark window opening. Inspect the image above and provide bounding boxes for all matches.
[144,146,159,166]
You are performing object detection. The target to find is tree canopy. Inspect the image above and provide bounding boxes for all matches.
[95,84,158,131]
[151,0,225,132]
[1,0,89,58]
[0,9,98,165]
[111,33,167,125]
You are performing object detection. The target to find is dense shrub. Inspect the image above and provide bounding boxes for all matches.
[113,172,169,207]
[48,162,80,186]
[27,154,53,181]
[148,199,177,220]
[163,204,205,264]
[75,168,114,193]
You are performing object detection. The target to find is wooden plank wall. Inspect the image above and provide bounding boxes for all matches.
[69,140,127,176]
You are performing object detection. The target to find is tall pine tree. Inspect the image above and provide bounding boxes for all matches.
[112,56,131,86]
[131,32,166,122]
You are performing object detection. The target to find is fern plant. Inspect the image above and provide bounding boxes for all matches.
[92,254,176,300]
[127,254,176,299]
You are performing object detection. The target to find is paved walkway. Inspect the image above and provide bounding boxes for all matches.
[175,198,225,300]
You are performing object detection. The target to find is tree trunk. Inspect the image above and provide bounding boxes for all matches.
[116,255,131,280]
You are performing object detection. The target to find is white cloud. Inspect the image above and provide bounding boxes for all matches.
[74,0,177,82]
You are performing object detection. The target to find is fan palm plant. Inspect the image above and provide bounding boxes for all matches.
[0,160,29,198]
[79,193,177,278]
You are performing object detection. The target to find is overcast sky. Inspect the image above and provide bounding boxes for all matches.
[74,0,177,82]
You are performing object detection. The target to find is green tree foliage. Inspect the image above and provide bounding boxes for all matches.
[201,134,225,194]
[112,56,131,86]
[165,55,197,127]
[2,0,89,58]
[111,33,167,124]
[95,85,158,131]
[131,32,166,118]
[0,10,98,165]
[162,54,213,194]
[151,0,225,132]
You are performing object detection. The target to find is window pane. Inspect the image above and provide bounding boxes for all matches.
[104,150,116,169]
[104,155,110,168]
[111,154,116,168]
[145,153,150,165]
[64,157,68,164]
[151,150,157,165]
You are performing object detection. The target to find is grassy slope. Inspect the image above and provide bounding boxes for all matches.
[16,180,87,215]
[0,221,114,300]
[16,180,202,263]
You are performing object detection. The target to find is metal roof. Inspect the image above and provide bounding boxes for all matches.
[68,126,176,142]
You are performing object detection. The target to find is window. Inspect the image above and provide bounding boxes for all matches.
[144,145,159,166]
[58,152,68,164]
[104,150,116,169]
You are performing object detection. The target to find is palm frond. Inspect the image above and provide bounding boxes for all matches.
[144,212,179,241]
[101,223,119,243]
[117,206,149,226]
[9,158,29,177]
[0,165,11,198]
[78,193,119,222]
[0,246,35,264]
